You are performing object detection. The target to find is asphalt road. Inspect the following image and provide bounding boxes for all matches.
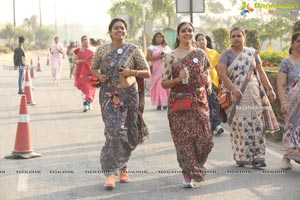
[0,51,299,200]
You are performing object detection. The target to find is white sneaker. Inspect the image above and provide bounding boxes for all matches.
[182,176,194,188]
[215,125,224,135]
[281,157,292,170]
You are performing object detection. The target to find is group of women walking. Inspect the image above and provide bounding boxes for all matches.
[67,17,300,190]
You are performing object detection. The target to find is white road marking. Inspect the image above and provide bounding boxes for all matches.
[17,174,28,192]
[266,148,282,158]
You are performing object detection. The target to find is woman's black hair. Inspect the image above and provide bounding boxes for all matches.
[108,18,128,32]
[289,32,300,55]
[206,35,213,49]
[81,35,88,43]
[152,32,168,46]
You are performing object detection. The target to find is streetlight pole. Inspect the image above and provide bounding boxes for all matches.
[141,0,146,53]
[39,0,42,27]
[189,0,193,23]
[13,0,16,27]
[54,3,57,34]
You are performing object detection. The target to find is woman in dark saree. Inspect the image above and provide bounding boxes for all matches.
[161,22,213,188]
[277,31,300,170]
[91,18,150,189]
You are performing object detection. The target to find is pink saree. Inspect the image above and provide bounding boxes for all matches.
[149,45,171,106]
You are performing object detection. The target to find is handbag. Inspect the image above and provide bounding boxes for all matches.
[219,92,231,110]
[173,98,192,111]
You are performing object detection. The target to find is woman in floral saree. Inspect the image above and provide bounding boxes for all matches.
[277,31,300,170]
[91,18,150,189]
[162,22,213,188]
[217,27,279,168]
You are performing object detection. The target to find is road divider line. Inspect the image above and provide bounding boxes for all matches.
[17,174,28,192]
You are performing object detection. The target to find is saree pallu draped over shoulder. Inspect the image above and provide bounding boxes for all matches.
[282,71,300,162]
[167,49,213,180]
[95,43,149,174]
[222,47,279,165]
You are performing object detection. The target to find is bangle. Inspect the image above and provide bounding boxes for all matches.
[135,70,138,77]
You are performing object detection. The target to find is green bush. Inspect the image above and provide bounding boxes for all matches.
[260,51,288,66]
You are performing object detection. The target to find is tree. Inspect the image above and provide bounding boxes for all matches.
[245,30,260,50]
[109,0,143,39]
[212,28,230,52]
[293,20,300,33]
[152,0,176,28]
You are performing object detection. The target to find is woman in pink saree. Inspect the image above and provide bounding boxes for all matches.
[277,32,300,169]
[147,32,172,110]
[73,35,96,112]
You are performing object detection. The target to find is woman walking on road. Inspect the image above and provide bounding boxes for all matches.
[277,31,300,170]
[73,35,96,112]
[91,18,150,190]
[195,33,224,135]
[217,27,279,168]
[161,22,213,188]
[146,32,172,110]
[49,36,64,84]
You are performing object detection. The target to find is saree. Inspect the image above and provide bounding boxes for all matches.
[50,43,63,80]
[74,48,96,103]
[281,61,300,162]
[92,43,149,174]
[149,45,171,106]
[221,47,279,165]
[163,49,213,180]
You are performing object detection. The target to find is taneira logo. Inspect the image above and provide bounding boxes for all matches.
[241,1,254,16]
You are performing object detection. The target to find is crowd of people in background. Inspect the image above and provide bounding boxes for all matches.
[13,18,300,190]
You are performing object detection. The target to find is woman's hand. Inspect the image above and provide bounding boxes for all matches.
[267,89,276,102]
[119,67,132,77]
[179,69,189,80]
[207,87,212,95]
[232,87,243,101]
[98,74,108,83]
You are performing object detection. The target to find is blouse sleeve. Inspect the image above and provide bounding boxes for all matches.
[218,50,230,66]
[162,53,173,81]
[133,47,149,70]
[279,59,289,74]
[91,45,105,70]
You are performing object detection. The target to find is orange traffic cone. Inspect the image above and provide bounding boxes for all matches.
[24,69,37,105]
[5,95,41,159]
[46,54,50,65]
[30,64,36,79]
[37,56,42,72]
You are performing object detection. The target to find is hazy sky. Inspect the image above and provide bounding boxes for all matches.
[0,0,112,37]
